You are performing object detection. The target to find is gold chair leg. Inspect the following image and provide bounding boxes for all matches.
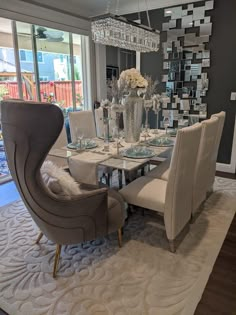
[35,231,43,244]
[117,228,122,248]
[53,244,62,278]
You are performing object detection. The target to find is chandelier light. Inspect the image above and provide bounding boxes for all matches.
[91,10,160,53]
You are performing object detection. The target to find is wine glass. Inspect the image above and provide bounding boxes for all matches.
[141,124,150,142]
[163,117,169,135]
[76,127,84,151]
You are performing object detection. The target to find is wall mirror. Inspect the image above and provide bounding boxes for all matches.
[161,0,214,121]
[193,7,205,20]
[182,15,193,28]
[200,23,212,36]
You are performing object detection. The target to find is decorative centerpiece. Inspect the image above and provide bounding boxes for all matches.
[118,68,148,143]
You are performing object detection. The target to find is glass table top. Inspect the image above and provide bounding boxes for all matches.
[100,157,146,171]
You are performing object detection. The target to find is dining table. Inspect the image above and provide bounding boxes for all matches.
[48,130,175,188]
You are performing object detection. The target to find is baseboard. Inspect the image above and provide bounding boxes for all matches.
[216,162,236,174]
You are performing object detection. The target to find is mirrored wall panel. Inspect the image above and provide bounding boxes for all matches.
[162,0,214,123]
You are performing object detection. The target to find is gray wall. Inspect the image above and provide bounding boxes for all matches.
[106,46,118,67]
[205,0,236,164]
[127,0,236,165]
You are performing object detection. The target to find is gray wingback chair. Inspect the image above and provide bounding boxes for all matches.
[1,100,125,277]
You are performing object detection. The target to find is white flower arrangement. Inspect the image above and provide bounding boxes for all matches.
[101,99,111,108]
[118,68,148,90]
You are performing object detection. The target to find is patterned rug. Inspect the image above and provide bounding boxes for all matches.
[0,140,11,184]
[0,177,235,315]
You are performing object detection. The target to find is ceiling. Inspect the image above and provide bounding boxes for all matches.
[22,0,203,19]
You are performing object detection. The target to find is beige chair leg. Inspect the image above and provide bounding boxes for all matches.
[35,231,43,244]
[117,228,122,248]
[169,240,176,253]
[53,244,62,278]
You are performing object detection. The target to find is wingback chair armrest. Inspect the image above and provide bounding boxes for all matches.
[58,187,109,217]
[71,187,108,201]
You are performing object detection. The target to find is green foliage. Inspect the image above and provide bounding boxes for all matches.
[74,65,81,81]
[76,93,83,106]
[0,85,9,101]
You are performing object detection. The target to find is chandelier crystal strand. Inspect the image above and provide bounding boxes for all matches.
[138,0,141,22]
[106,0,111,13]
[145,0,151,27]
[115,0,120,15]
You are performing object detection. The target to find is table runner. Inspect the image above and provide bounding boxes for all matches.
[68,151,110,186]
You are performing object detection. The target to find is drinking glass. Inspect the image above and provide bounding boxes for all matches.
[141,124,150,142]
[76,127,85,151]
[163,117,169,134]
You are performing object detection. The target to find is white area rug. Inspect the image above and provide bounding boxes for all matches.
[0,177,235,315]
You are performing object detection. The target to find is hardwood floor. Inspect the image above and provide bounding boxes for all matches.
[195,214,236,314]
[216,170,236,180]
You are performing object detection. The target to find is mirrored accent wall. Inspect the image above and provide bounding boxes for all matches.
[161,0,214,126]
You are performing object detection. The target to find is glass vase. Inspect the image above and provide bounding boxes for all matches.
[123,89,143,143]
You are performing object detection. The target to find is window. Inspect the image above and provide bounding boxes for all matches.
[19,50,26,61]
[19,50,44,63]
[37,52,43,63]
[39,76,48,81]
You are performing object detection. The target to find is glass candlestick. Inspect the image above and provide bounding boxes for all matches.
[144,100,153,137]
[153,108,161,134]
[102,107,110,152]
[103,117,110,152]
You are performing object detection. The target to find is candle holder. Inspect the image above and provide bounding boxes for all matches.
[144,100,153,137]
[101,107,111,152]
[153,108,161,134]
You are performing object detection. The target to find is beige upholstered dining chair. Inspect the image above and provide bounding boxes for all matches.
[207,111,226,192]
[69,110,97,143]
[120,123,202,252]
[147,117,221,217]
[192,117,219,216]
[46,126,68,168]
[147,158,171,181]
[94,107,116,138]
[1,100,125,278]
[52,125,68,149]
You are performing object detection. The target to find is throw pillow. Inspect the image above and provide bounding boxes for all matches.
[41,161,81,199]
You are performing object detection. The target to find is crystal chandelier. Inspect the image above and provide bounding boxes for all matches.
[91,11,160,53]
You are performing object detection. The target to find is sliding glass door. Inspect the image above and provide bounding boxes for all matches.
[0,17,89,111]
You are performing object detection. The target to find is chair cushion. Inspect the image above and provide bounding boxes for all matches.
[147,159,170,181]
[120,176,166,213]
[41,161,81,199]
